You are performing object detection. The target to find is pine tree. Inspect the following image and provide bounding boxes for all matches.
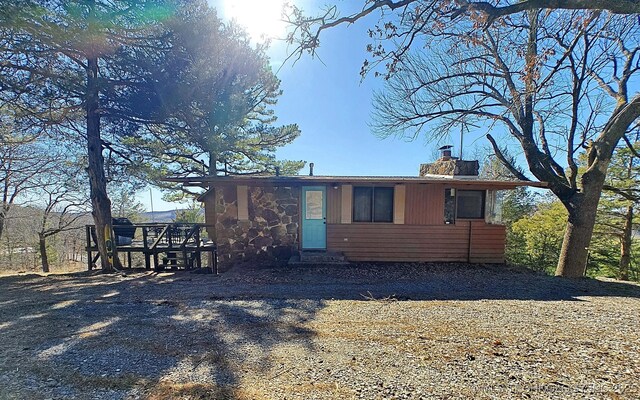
[592,136,640,280]
[113,1,304,187]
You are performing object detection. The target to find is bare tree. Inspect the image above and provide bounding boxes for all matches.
[0,205,39,272]
[287,4,640,277]
[29,158,89,273]
[285,0,640,59]
[0,120,56,242]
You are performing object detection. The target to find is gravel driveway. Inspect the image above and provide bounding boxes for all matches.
[0,263,638,399]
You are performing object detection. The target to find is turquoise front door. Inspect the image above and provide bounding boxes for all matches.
[301,186,326,249]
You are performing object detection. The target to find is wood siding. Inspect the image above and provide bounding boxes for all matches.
[405,183,445,225]
[468,221,506,263]
[327,185,342,224]
[327,221,505,263]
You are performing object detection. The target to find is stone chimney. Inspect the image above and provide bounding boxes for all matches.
[419,145,479,176]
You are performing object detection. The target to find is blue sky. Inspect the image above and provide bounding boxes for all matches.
[230,0,490,176]
[141,1,492,211]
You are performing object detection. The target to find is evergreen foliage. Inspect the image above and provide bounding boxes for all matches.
[0,0,302,270]
[589,138,640,280]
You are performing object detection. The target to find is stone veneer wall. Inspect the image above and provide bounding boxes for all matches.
[215,185,299,265]
[420,159,479,176]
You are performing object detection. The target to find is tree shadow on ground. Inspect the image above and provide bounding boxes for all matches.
[0,272,321,399]
[209,262,640,302]
[0,263,639,399]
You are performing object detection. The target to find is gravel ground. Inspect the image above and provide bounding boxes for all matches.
[0,263,638,400]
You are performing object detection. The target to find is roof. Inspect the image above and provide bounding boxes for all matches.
[165,174,548,195]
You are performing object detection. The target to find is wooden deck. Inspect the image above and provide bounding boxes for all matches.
[85,223,217,272]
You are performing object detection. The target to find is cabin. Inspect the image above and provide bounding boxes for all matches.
[169,152,545,268]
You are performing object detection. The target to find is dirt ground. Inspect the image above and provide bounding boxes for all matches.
[0,263,638,399]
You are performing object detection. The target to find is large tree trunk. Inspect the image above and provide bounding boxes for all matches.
[39,234,49,273]
[619,204,633,281]
[555,180,604,278]
[86,53,119,272]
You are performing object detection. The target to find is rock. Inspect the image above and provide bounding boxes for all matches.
[220,217,235,229]
[286,223,298,234]
[284,205,297,216]
[261,209,280,226]
[251,236,273,248]
[270,225,287,240]
[214,185,301,263]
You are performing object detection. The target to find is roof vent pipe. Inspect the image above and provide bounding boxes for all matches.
[309,162,314,176]
[275,166,280,177]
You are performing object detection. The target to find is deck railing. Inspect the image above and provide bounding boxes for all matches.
[85,223,217,272]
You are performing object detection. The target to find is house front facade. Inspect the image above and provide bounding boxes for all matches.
[170,158,546,267]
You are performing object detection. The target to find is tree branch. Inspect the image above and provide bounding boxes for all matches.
[602,184,639,201]
[622,134,640,158]
[486,133,530,181]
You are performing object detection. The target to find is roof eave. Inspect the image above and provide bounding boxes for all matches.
[165,175,548,190]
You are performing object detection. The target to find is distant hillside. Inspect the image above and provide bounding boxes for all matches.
[141,209,204,223]
[141,210,176,222]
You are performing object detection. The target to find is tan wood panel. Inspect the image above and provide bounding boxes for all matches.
[203,189,216,240]
[341,185,352,224]
[393,184,406,224]
[237,185,248,221]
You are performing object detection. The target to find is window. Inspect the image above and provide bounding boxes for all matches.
[353,186,394,222]
[485,190,504,224]
[456,190,485,219]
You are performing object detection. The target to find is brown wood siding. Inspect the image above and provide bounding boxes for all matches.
[327,185,342,224]
[469,221,506,263]
[327,221,505,263]
[405,183,445,225]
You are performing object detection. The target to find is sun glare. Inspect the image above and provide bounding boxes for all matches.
[223,0,287,42]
